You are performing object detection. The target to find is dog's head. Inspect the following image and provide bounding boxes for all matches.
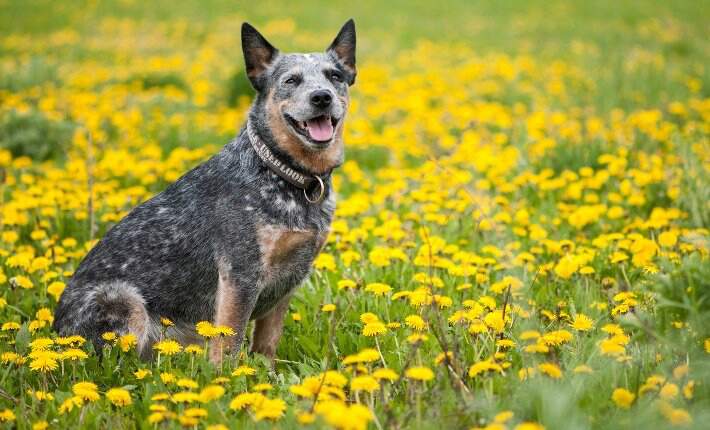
[242,20,356,174]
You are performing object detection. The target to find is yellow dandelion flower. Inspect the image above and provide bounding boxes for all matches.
[134,369,152,379]
[105,388,132,406]
[405,366,434,382]
[570,313,594,331]
[538,362,562,379]
[351,375,379,392]
[404,314,427,331]
[252,383,273,392]
[372,368,399,381]
[362,321,387,336]
[0,409,16,422]
[253,397,287,421]
[364,282,392,296]
[153,339,182,355]
[232,365,256,376]
[611,388,635,409]
[199,385,225,402]
[337,279,357,290]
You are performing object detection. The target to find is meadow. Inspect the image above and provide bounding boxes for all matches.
[0,0,709,428]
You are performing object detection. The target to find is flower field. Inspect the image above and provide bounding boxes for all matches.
[0,1,708,429]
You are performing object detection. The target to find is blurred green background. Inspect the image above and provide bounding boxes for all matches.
[2,0,707,58]
[1,0,708,114]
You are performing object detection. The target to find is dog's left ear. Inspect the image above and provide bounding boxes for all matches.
[242,22,279,91]
[327,19,356,85]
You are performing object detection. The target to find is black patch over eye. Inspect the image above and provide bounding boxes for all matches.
[329,71,343,82]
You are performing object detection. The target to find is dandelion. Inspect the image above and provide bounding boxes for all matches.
[658,401,692,426]
[177,378,199,389]
[12,275,34,289]
[253,397,287,421]
[232,365,256,376]
[538,362,562,379]
[405,366,435,382]
[611,388,635,409]
[160,372,176,384]
[1,322,21,331]
[153,339,182,355]
[405,314,427,331]
[184,344,204,354]
[337,279,357,289]
[29,353,59,373]
[351,375,380,392]
[252,383,273,392]
[313,253,336,271]
[118,334,137,352]
[364,282,392,296]
[106,388,132,406]
[32,421,49,430]
[570,314,594,331]
[196,321,219,338]
[73,382,100,401]
[199,385,225,402]
[362,321,387,336]
[172,391,200,403]
[47,281,66,300]
[515,423,545,430]
[297,411,317,424]
[29,338,54,351]
[659,383,679,400]
[229,392,266,410]
[1,352,22,364]
[0,409,16,422]
[321,303,336,312]
[134,369,152,379]
[373,368,399,381]
[102,332,117,342]
[468,359,503,377]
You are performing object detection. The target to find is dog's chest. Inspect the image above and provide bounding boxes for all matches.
[256,224,326,286]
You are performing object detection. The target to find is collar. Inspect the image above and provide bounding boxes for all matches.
[246,121,329,204]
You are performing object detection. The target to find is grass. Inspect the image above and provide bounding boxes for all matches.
[0,0,709,429]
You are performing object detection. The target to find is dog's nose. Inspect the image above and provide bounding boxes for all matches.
[310,90,332,109]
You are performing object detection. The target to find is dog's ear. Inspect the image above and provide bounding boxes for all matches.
[241,22,279,91]
[327,19,356,85]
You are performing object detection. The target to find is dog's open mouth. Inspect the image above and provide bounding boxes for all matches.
[286,114,339,145]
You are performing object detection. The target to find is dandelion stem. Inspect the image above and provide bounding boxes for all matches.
[375,336,388,368]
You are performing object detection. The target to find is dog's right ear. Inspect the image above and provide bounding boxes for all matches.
[241,22,279,91]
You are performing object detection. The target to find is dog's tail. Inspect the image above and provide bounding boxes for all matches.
[53,281,156,357]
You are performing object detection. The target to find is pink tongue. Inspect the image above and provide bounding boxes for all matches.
[306,117,334,141]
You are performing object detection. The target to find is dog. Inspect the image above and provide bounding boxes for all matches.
[53,19,356,364]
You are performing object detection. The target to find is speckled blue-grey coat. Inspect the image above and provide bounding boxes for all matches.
[53,20,357,363]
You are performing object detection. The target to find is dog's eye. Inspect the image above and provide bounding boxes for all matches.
[284,76,299,85]
[330,71,343,82]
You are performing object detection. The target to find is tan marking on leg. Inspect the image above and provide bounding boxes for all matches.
[251,295,292,362]
[265,90,346,175]
[210,260,239,364]
[124,295,154,359]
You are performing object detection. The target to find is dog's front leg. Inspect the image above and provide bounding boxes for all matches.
[209,264,259,364]
[251,293,292,363]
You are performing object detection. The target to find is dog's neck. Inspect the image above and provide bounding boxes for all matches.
[246,121,332,204]
[247,104,344,176]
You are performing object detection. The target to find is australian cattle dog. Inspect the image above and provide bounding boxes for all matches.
[53,19,357,364]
